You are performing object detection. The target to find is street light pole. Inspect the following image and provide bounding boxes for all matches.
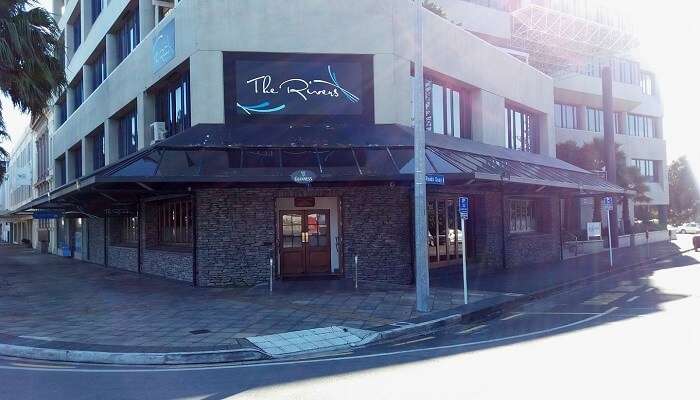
[413,0,429,312]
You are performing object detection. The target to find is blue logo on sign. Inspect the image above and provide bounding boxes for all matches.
[459,197,469,218]
[153,21,175,73]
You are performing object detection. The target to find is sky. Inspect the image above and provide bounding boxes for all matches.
[1,0,698,169]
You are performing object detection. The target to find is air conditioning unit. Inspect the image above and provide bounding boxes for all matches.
[151,122,167,145]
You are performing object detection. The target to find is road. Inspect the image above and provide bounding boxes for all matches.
[1,249,698,400]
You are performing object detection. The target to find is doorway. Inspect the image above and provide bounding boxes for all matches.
[279,210,333,277]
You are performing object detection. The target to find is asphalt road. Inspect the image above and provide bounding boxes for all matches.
[1,249,698,400]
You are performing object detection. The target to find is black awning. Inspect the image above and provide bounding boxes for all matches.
[22,123,627,212]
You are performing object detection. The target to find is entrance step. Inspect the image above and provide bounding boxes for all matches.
[247,326,376,357]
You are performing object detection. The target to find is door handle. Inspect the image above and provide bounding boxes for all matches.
[301,232,308,243]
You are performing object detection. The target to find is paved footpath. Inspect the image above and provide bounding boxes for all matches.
[0,235,693,363]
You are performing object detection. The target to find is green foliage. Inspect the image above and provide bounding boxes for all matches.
[0,0,65,178]
[556,139,650,203]
[423,0,447,18]
[668,156,699,225]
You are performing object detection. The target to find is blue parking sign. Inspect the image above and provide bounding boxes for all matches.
[603,196,614,210]
[459,197,469,219]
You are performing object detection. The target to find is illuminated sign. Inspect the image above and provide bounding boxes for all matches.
[224,53,374,123]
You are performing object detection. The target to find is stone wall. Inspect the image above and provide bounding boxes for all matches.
[503,195,562,269]
[107,246,138,272]
[196,185,413,287]
[85,217,105,265]
[141,199,194,283]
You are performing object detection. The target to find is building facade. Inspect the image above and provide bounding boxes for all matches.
[436,0,669,232]
[10,0,636,287]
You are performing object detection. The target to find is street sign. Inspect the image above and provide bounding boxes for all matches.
[603,196,614,211]
[459,197,469,219]
[32,210,61,220]
[425,174,445,185]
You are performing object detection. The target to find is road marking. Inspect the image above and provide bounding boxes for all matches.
[583,292,627,306]
[390,336,435,347]
[626,296,640,303]
[646,288,655,293]
[500,312,524,321]
[0,307,619,373]
[518,312,601,316]
[457,325,487,335]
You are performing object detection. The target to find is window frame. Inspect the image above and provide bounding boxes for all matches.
[509,198,538,234]
[157,198,194,248]
[505,105,538,153]
[155,71,191,138]
[117,9,140,63]
[424,76,468,139]
[118,109,138,159]
[554,103,577,129]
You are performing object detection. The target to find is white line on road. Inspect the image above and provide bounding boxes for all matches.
[627,296,640,303]
[500,313,524,321]
[457,325,487,335]
[646,288,655,293]
[518,312,601,316]
[0,307,619,374]
[390,336,435,347]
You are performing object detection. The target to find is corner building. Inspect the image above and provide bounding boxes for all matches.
[30,0,623,286]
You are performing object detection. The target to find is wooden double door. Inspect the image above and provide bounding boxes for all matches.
[279,210,333,277]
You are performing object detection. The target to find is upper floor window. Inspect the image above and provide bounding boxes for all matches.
[72,19,81,52]
[554,103,577,129]
[117,10,140,63]
[91,50,107,89]
[72,79,84,110]
[155,72,191,138]
[424,78,464,138]
[505,105,538,153]
[72,146,82,179]
[627,114,656,138]
[586,108,621,134]
[640,72,655,96]
[118,109,138,158]
[36,134,49,181]
[56,95,67,126]
[91,0,104,23]
[91,128,105,170]
[633,159,659,183]
[56,155,66,186]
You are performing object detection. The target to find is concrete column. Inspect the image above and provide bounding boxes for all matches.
[139,0,156,41]
[137,92,155,149]
[80,0,93,39]
[470,89,505,147]
[82,136,94,174]
[654,117,663,139]
[105,33,119,74]
[82,65,93,99]
[538,113,556,157]
[576,105,587,131]
[190,51,225,125]
[104,118,120,164]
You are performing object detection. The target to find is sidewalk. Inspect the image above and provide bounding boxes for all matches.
[0,236,694,364]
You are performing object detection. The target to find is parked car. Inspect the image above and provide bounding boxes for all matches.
[675,223,700,234]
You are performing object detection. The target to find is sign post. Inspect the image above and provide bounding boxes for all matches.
[459,197,469,304]
[604,197,614,268]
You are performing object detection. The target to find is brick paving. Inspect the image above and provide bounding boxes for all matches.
[0,245,495,349]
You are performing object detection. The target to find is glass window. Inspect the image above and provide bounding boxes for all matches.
[425,78,465,138]
[57,96,68,126]
[72,146,82,179]
[118,110,138,158]
[72,20,81,51]
[92,129,105,170]
[158,198,193,246]
[640,72,655,96]
[91,0,104,23]
[155,72,191,138]
[56,156,66,186]
[554,103,577,129]
[586,108,603,133]
[91,50,107,89]
[505,106,537,153]
[353,148,397,175]
[317,149,359,176]
[117,10,140,62]
[634,159,659,182]
[510,199,537,233]
[72,80,83,110]
[427,196,465,265]
[115,216,138,245]
[627,114,656,138]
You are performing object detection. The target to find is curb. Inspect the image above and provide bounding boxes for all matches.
[0,343,269,365]
[364,246,696,346]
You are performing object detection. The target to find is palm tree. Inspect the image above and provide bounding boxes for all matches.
[0,0,65,173]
